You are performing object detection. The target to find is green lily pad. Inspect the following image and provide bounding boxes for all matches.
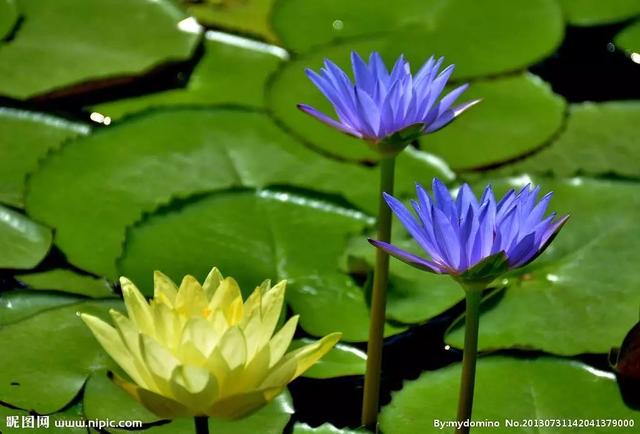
[380,357,639,434]
[290,339,367,378]
[293,423,368,434]
[0,0,18,40]
[0,204,52,269]
[0,0,200,99]
[0,290,84,326]
[271,0,563,79]
[558,0,640,26]
[185,0,279,43]
[26,108,449,278]
[0,108,89,207]
[119,189,404,341]
[615,19,640,54]
[91,32,286,120]
[268,46,564,164]
[84,370,294,434]
[0,299,121,413]
[497,102,640,178]
[446,177,640,355]
[420,74,566,171]
[16,269,113,298]
[0,403,85,433]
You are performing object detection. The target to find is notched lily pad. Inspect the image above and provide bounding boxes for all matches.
[0,204,52,269]
[558,0,640,26]
[16,269,113,298]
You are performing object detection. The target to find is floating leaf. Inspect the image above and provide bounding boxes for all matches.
[290,339,367,378]
[91,32,286,120]
[84,370,294,434]
[0,299,121,413]
[271,0,563,79]
[0,0,18,39]
[0,290,84,326]
[420,74,566,171]
[0,108,89,207]
[446,178,640,355]
[380,357,639,434]
[496,102,640,178]
[185,0,279,43]
[293,423,367,434]
[26,108,449,278]
[16,269,113,298]
[558,0,640,26]
[615,19,640,54]
[0,0,200,99]
[119,189,404,341]
[0,204,52,269]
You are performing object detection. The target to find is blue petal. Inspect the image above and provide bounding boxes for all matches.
[368,239,444,273]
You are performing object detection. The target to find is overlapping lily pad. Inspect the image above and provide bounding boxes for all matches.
[558,0,640,26]
[16,269,113,298]
[185,0,279,43]
[26,108,449,278]
[446,177,640,355]
[272,0,564,79]
[84,370,294,433]
[496,102,640,178]
[380,357,639,433]
[0,108,89,207]
[92,32,286,120]
[0,290,84,326]
[290,339,367,378]
[0,0,18,39]
[268,46,565,164]
[0,299,121,413]
[615,19,640,54]
[0,0,200,99]
[119,189,403,341]
[0,204,52,269]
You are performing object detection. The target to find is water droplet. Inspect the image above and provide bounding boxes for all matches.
[332,19,344,31]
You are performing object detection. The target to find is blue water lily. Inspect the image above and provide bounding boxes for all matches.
[298,52,478,154]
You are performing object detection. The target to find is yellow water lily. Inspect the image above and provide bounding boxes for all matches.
[81,268,341,420]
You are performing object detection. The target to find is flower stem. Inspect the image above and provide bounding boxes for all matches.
[455,287,483,434]
[194,416,209,434]
[361,155,396,430]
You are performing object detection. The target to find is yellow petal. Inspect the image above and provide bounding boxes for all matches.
[81,314,144,387]
[206,346,231,390]
[175,341,207,366]
[140,334,180,382]
[208,277,243,318]
[120,277,154,336]
[180,316,221,358]
[170,365,219,414]
[112,372,190,418]
[218,326,247,370]
[208,388,281,420]
[268,315,299,367]
[175,275,208,317]
[240,282,264,327]
[153,271,178,307]
[202,267,224,300]
[149,301,181,350]
[287,332,342,379]
[227,344,271,396]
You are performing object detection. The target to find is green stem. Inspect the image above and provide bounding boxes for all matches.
[361,156,396,431]
[194,416,209,434]
[455,287,483,434]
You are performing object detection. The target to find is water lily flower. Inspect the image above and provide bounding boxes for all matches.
[370,178,569,283]
[81,268,341,420]
[298,51,478,155]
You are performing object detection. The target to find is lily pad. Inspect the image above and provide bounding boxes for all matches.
[268,47,564,164]
[0,108,89,207]
[26,108,449,278]
[0,403,85,433]
[0,290,84,326]
[293,423,367,434]
[185,0,279,43]
[379,357,639,434]
[271,0,564,79]
[615,19,640,54]
[446,177,640,355]
[0,0,200,99]
[84,370,294,433]
[16,269,113,298]
[558,0,640,26]
[496,102,640,178]
[119,189,404,341]
[290,339,367,378]
[0,0,18,40]
[420,74,566,171]
[0,204,52,269]
[0,299,121,413]
[91,32,286,120]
